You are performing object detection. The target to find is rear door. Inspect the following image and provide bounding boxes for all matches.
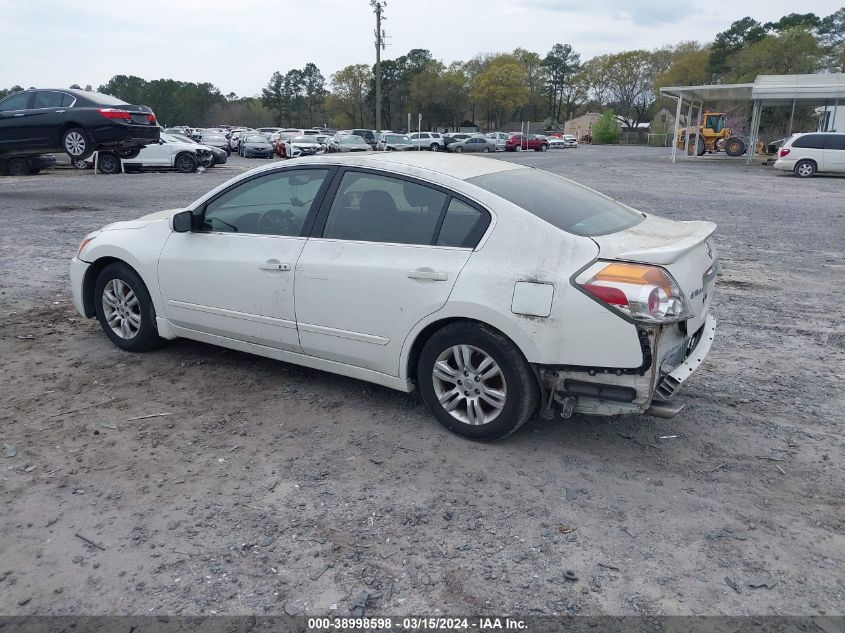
[26,91,70,147]
[294,168,490,376]
[823,134,845,172]
[0,91,34,149]
[791,133,827,169]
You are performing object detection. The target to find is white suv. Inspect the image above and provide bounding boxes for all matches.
[773,132,845,177]
[408,132,445,151]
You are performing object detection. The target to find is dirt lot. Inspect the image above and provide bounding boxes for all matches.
[1,148,843,617]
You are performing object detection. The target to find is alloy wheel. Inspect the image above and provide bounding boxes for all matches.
[102,279,141,339]
[431,344,507,426]
[64,131,87,156]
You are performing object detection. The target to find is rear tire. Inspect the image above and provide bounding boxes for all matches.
[429,143,439,152]
[7,158,29,176]
[96,153,121,175]
[794,159,816,178]
[94,262,164,352]
[175,153,198,173]
[62,127,93,160]
[454,146,463,153]
[539,144,549,152]
[417,322,538,441]
[481,146,490,153]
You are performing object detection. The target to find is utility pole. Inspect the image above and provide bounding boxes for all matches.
[371,0,387,134]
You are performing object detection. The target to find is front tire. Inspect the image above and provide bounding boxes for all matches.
[94,262,163,352]
[418,322,538,441]
[454,146,463,153]
[62,127,93,160]
[175,153,198,173]
[539,143,549,152]
[794,159,816,178]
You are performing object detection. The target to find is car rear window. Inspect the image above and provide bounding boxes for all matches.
[467,168,644,237]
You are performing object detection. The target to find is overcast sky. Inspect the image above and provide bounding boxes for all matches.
[1,0,841,96]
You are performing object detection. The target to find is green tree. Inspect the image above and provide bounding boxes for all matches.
[708,17,767,78]
[593,50,659,128]
[0,85,24,100]
[592,109,620,144]
[542,43,581,122]
[261,71,286,125]
[331,64,372,128]
[302,63,327,127]
[471,54,529,129]
[819,7,845,70]
[764,13,820,32]
[729,28,823,81]
[98,75,148,106]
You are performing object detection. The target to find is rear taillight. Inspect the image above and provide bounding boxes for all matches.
[779,148,790,158]
[148,113,157,124]
[98,108,132,120]
[576,261,692,324]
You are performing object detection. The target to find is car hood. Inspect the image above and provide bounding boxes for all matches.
[100,208,183,231]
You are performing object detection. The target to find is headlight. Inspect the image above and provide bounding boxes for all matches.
[575,261,692,324]
[77,231,100,258]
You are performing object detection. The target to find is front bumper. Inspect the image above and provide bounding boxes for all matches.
[70,257,91,318]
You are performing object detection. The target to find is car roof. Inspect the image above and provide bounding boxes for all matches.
[294,152,525,180]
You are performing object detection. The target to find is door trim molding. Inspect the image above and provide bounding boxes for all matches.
[297,321,390,346]
[167,300,297,330]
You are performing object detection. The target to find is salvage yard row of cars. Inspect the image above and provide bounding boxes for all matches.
[0,86,585,175]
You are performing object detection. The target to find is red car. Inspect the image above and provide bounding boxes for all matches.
[505,134,549,152]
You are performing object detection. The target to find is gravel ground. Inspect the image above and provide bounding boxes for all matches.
[0,148,843,617]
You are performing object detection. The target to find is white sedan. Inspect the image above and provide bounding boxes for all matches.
[70,153,718,440]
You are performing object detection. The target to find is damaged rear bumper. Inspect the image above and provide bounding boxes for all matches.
[537,315,717,419]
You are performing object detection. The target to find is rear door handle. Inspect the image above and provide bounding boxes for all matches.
[408,268,448,281]
[259,259,291,271]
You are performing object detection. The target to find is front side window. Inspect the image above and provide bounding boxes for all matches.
[824,135,845,150]
[0,92,31,111]
[323,171,447,245]
[202,169,329,236]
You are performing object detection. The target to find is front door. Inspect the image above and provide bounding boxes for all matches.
[823,134,845,172]
[0,91,34,150]
[157,167,334,351]
[294,168,491,376]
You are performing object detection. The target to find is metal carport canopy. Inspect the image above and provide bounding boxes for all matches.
[660,74,845,164]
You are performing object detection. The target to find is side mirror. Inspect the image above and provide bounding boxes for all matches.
[173,210,193,233]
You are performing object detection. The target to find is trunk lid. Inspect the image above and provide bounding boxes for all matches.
[592,215,718,332]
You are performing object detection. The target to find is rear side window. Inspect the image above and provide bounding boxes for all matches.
[437,199,490,248]
[323,171,447,245]
[825,135,845,150]
[467,168,643,237]
[33,91,65,109]
[792,134,825,149]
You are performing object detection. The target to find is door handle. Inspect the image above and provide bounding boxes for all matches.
[259,259,291,271]
[408,268,448,281]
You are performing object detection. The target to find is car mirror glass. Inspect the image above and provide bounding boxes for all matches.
[172,210,193,233]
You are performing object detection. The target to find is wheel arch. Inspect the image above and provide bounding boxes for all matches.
[81,256,136,317]
[58,121,85,144]
[401,311,542,383]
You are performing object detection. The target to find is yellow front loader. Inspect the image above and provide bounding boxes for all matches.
[676,112,747,157]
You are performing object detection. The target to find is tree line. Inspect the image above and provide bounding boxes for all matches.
[2,8,842,133]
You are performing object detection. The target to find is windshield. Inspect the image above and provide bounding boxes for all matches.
[292,136,316,143]
[341,136,365,144]
[467,168,644,237]
[385,135,409,143]
[204,134,225,142]
[245,135,267,143]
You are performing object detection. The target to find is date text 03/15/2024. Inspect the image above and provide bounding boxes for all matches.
[307,616,528,630]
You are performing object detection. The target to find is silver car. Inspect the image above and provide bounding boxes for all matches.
[329,135,373,153]
[376,133,413,151]
[447,137,494,153]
